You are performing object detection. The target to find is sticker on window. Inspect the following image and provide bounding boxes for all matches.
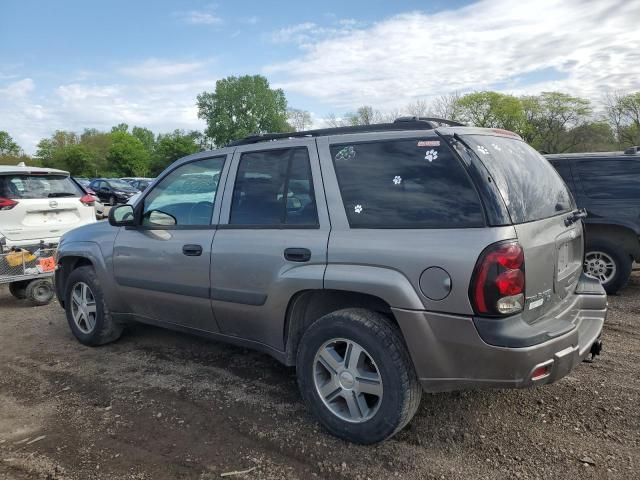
[335,146,356,162]
[491,143,502,151]
[354,204,363,214]
[417,140,440,147]
[477,145,489,155]
[392,175,402,185]
[424,149,438,162]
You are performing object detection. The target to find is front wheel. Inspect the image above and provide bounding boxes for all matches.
[584,240,632,295]
[64,266,123,346]
[296,308,421,444]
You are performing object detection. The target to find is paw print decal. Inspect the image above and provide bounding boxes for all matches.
[477,145,489,155]
[424,149,438,162]
[392,175,402,185]
[335,146,356,162]
[491,143,501,151]
[354,204,363,214]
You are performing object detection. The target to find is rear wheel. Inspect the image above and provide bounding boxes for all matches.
[25,278,54,306]
[584,240,632,294]
[65,266,123,346]
[296,308,421,444]
[9,280,29,300]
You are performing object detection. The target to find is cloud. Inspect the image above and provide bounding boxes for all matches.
[266,0,640,110]
[270,20,360,46]
[178,10,222,25]
[118,59,206,79]
[0,78,35,98]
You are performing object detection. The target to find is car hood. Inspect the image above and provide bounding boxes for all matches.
[59,220,118,247]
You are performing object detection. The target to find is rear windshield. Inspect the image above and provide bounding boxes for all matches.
[331,138,484,228]
[0,174,82,199]
[462,135,574,223]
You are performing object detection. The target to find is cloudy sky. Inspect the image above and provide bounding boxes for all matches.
[2,0,639,153]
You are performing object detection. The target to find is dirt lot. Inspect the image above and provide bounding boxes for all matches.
[0,276,638,480]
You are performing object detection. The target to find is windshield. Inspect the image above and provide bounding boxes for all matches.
[109,180,136,190]
[462,135,574,224]
[0,174,82,199]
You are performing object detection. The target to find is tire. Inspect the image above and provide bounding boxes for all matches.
[296,308,422,444]
[25,279,55,306]
[584,240,632,295]
[9,280,29,300]
[64,266,123,346]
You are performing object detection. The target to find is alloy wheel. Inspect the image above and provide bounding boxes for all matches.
[70,282,97,334]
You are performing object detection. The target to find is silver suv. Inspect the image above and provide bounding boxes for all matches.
[55,118,607,444]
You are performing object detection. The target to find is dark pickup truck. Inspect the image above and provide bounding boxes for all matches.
[547,146,640,294]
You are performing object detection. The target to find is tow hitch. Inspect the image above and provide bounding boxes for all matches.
[585,339,603,362]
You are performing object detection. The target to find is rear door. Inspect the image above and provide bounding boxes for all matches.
[0,172,95,243]
[210,140,329,350]
[461,135,581,323]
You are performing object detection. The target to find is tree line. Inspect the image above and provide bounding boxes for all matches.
[1,74,639,178]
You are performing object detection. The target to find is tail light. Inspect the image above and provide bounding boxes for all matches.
[470,241,525,316]
[79,194,95,206]
[0,197,18,210]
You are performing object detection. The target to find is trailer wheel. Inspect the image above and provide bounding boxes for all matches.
[9,280,29,300]
[26,278,55,306]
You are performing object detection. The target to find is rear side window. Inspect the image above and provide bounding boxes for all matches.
[0,174,81,199]
[575,159,640,199]
[463,136,574,224]
[230,148,318,226]
[330,138,484,228]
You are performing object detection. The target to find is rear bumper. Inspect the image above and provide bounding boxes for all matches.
[394,275,606,392]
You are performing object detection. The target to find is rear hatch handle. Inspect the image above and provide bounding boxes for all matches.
[564,208,587,227]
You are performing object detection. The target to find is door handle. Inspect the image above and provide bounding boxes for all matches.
[284,247,311,262]
[182,244,203,256]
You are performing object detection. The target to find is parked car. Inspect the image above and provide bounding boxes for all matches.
[55,119,606,444]
[128,179,152,192]
[0,163,96,249]
[88,178,139,205]
[72,177,105,219]
[547,146,640,294]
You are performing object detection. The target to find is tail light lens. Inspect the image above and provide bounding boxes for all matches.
[0,197,18,210]
[470,241,525,316]
[80,194,95,206]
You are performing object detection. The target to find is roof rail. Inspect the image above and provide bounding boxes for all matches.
[226,117,463,147]
[624,146,640,155]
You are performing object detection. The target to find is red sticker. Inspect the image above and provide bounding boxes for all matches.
[417,140,440,147]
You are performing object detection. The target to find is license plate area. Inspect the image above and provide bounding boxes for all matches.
[555,228,583,298]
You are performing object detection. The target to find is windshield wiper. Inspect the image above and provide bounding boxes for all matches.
[564,208,587,226]
[48,192,77,198]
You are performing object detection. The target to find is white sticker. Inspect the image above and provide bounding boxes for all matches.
[354,204,363,214]
[392,175,402,185]
[477,145,489,155]
[424,149,438,162]
[418,140,440,147]
[529,298,544,310]
[335,146,356,162]
[491,143,501,151]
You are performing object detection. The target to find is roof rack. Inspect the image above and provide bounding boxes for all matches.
[227,117,465,147]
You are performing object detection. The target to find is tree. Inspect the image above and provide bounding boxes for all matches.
[111,123,129,133]
[152,130,201,175]
[132,126,156,154]
[0,131,20,155]
[604,91,640,147]
[35,130,79,167]
[287,108,312,131]
[523,92,592,153]
[106,131,151,177]
[457,91,525,133]
[345,106,384,126]
[197,75,290,146]
[52,144,96,176]
[431,93,462,121]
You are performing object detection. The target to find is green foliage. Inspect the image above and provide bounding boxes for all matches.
[132,126,156,154]
[106,131,151,177]
[456,91,526,134]
[52,144,96,176]
[0,131,20,155]
[197,75,290,146]
[287,108,312,131]
[605,92,640,147]
[152,130,201,175]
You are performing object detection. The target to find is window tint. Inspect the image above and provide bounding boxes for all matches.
[143,157,225,226]
[575,159,640,199]
[463,135,574,224]
[230,148,318,226]
[330,138,484,228]
[0,174,82,199]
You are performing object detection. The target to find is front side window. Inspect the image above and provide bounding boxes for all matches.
[142,157,225,226]
[331,138,484,228]
[230,148,318,226]
[575,159,640,200]
[0,174,82,199]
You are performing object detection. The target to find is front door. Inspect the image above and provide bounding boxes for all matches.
[112,154,229,331]
[211,140,330,350]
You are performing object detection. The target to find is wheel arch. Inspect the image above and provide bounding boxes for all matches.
[585,223,640,261]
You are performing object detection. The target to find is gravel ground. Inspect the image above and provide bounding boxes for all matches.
[0,274,638,480]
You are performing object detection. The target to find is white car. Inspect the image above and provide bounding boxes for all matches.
[0,164,96,249]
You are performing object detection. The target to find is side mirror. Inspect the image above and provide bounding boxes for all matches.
[109,204,135,226]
